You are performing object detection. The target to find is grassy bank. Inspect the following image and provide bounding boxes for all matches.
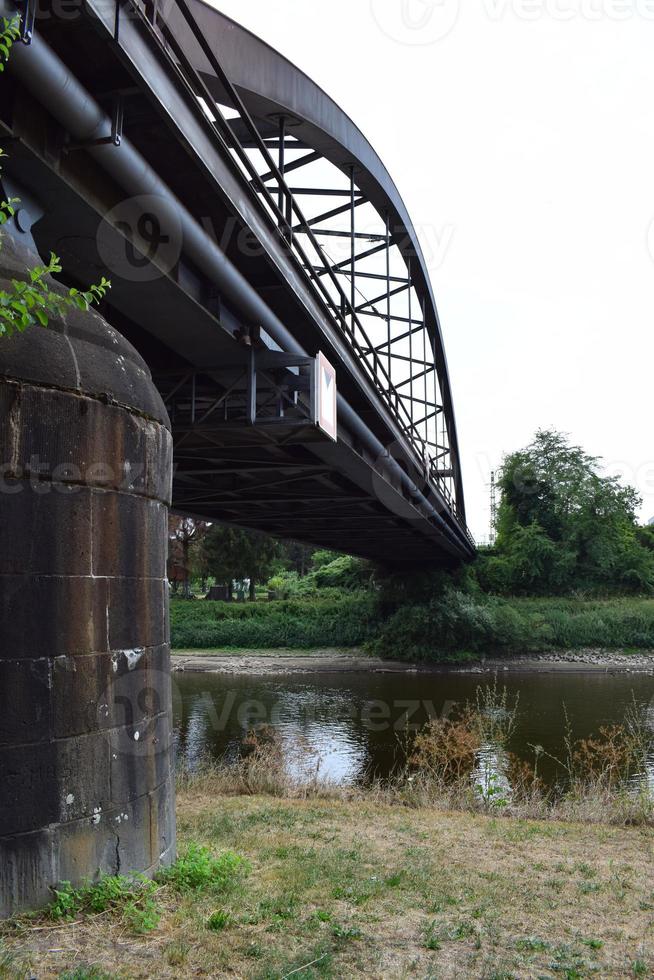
[3,789,653,979]
[171,595,379,650]
[171,594,654,661]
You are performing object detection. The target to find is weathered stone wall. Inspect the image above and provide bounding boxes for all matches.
[0,234,175,917]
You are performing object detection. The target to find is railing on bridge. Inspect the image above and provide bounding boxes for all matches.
[122,0,472,543]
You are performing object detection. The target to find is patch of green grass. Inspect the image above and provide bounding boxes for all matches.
[0,943,28,980]
[578,881,602,895]
[164,942,190,967]
[423,918,476,950]
[206,909,231,931]
[423,920,442,951]
[581,938,604,950]
[548,942,599,978]
[157,842,248,894]
[515,936,549,952]
[253,943,335,980]
[58,969,119,980]
[331,923,362,940]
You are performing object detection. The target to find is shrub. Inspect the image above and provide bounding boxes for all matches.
[158,843,248,894]
[370,588,535,661]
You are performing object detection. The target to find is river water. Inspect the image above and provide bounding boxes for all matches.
[173,668,654,789]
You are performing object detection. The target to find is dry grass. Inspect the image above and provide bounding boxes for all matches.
[175,693,654,828]
[2,788,654,979]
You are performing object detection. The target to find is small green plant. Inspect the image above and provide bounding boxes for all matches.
[47,874,159,934]
[206,909,231,931]
[122,894,161,934]
[58,968,118,980]
[632,960,648,978]
[0,16,112,343]
[165,942,190,967]
[49,881,83,920]
[0,250,110,338]
[332,923,362,940]
[0,16,20,72]
[158,843,248,894]
[0,942,24,980]
[475,772,510,810]
[516,936,549,952]
[423,921,442,951]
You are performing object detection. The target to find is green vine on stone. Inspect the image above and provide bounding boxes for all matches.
[0,15,20,72]
[0,249,111,337]
[0,15,112,338]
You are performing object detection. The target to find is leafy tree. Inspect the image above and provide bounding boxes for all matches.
[204,525,279,600]
[277,540,313,577]
[636,524,654,552]
[168,517,209,598]
[484,429,654,595]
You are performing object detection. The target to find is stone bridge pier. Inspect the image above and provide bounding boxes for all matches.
[0,232,176,916]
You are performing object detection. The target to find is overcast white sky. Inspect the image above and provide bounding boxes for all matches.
[211,0,654,541]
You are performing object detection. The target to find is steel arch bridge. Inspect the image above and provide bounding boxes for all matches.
[0,0,474,564]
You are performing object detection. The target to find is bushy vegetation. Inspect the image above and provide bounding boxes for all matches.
[372,590,654,661]
[49,875,161,935]
[477,429,654,595]
[171,593,379,649]
[171,572,654,659]
[370,430,654,661]
[42,844,247,938]
[267,552,375,599]
[371,585,532,661]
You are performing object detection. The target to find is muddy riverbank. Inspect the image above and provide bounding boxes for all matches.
[172,648,654,674]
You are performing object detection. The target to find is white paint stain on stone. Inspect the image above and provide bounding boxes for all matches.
[112,649,145,672]
[65,793,74,805]
[124,649,145,671]
[133,731,140,741]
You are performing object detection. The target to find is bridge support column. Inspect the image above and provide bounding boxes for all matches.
[0,233,176,917]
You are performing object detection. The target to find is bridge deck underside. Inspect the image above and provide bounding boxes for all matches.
[172,432,459,564]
